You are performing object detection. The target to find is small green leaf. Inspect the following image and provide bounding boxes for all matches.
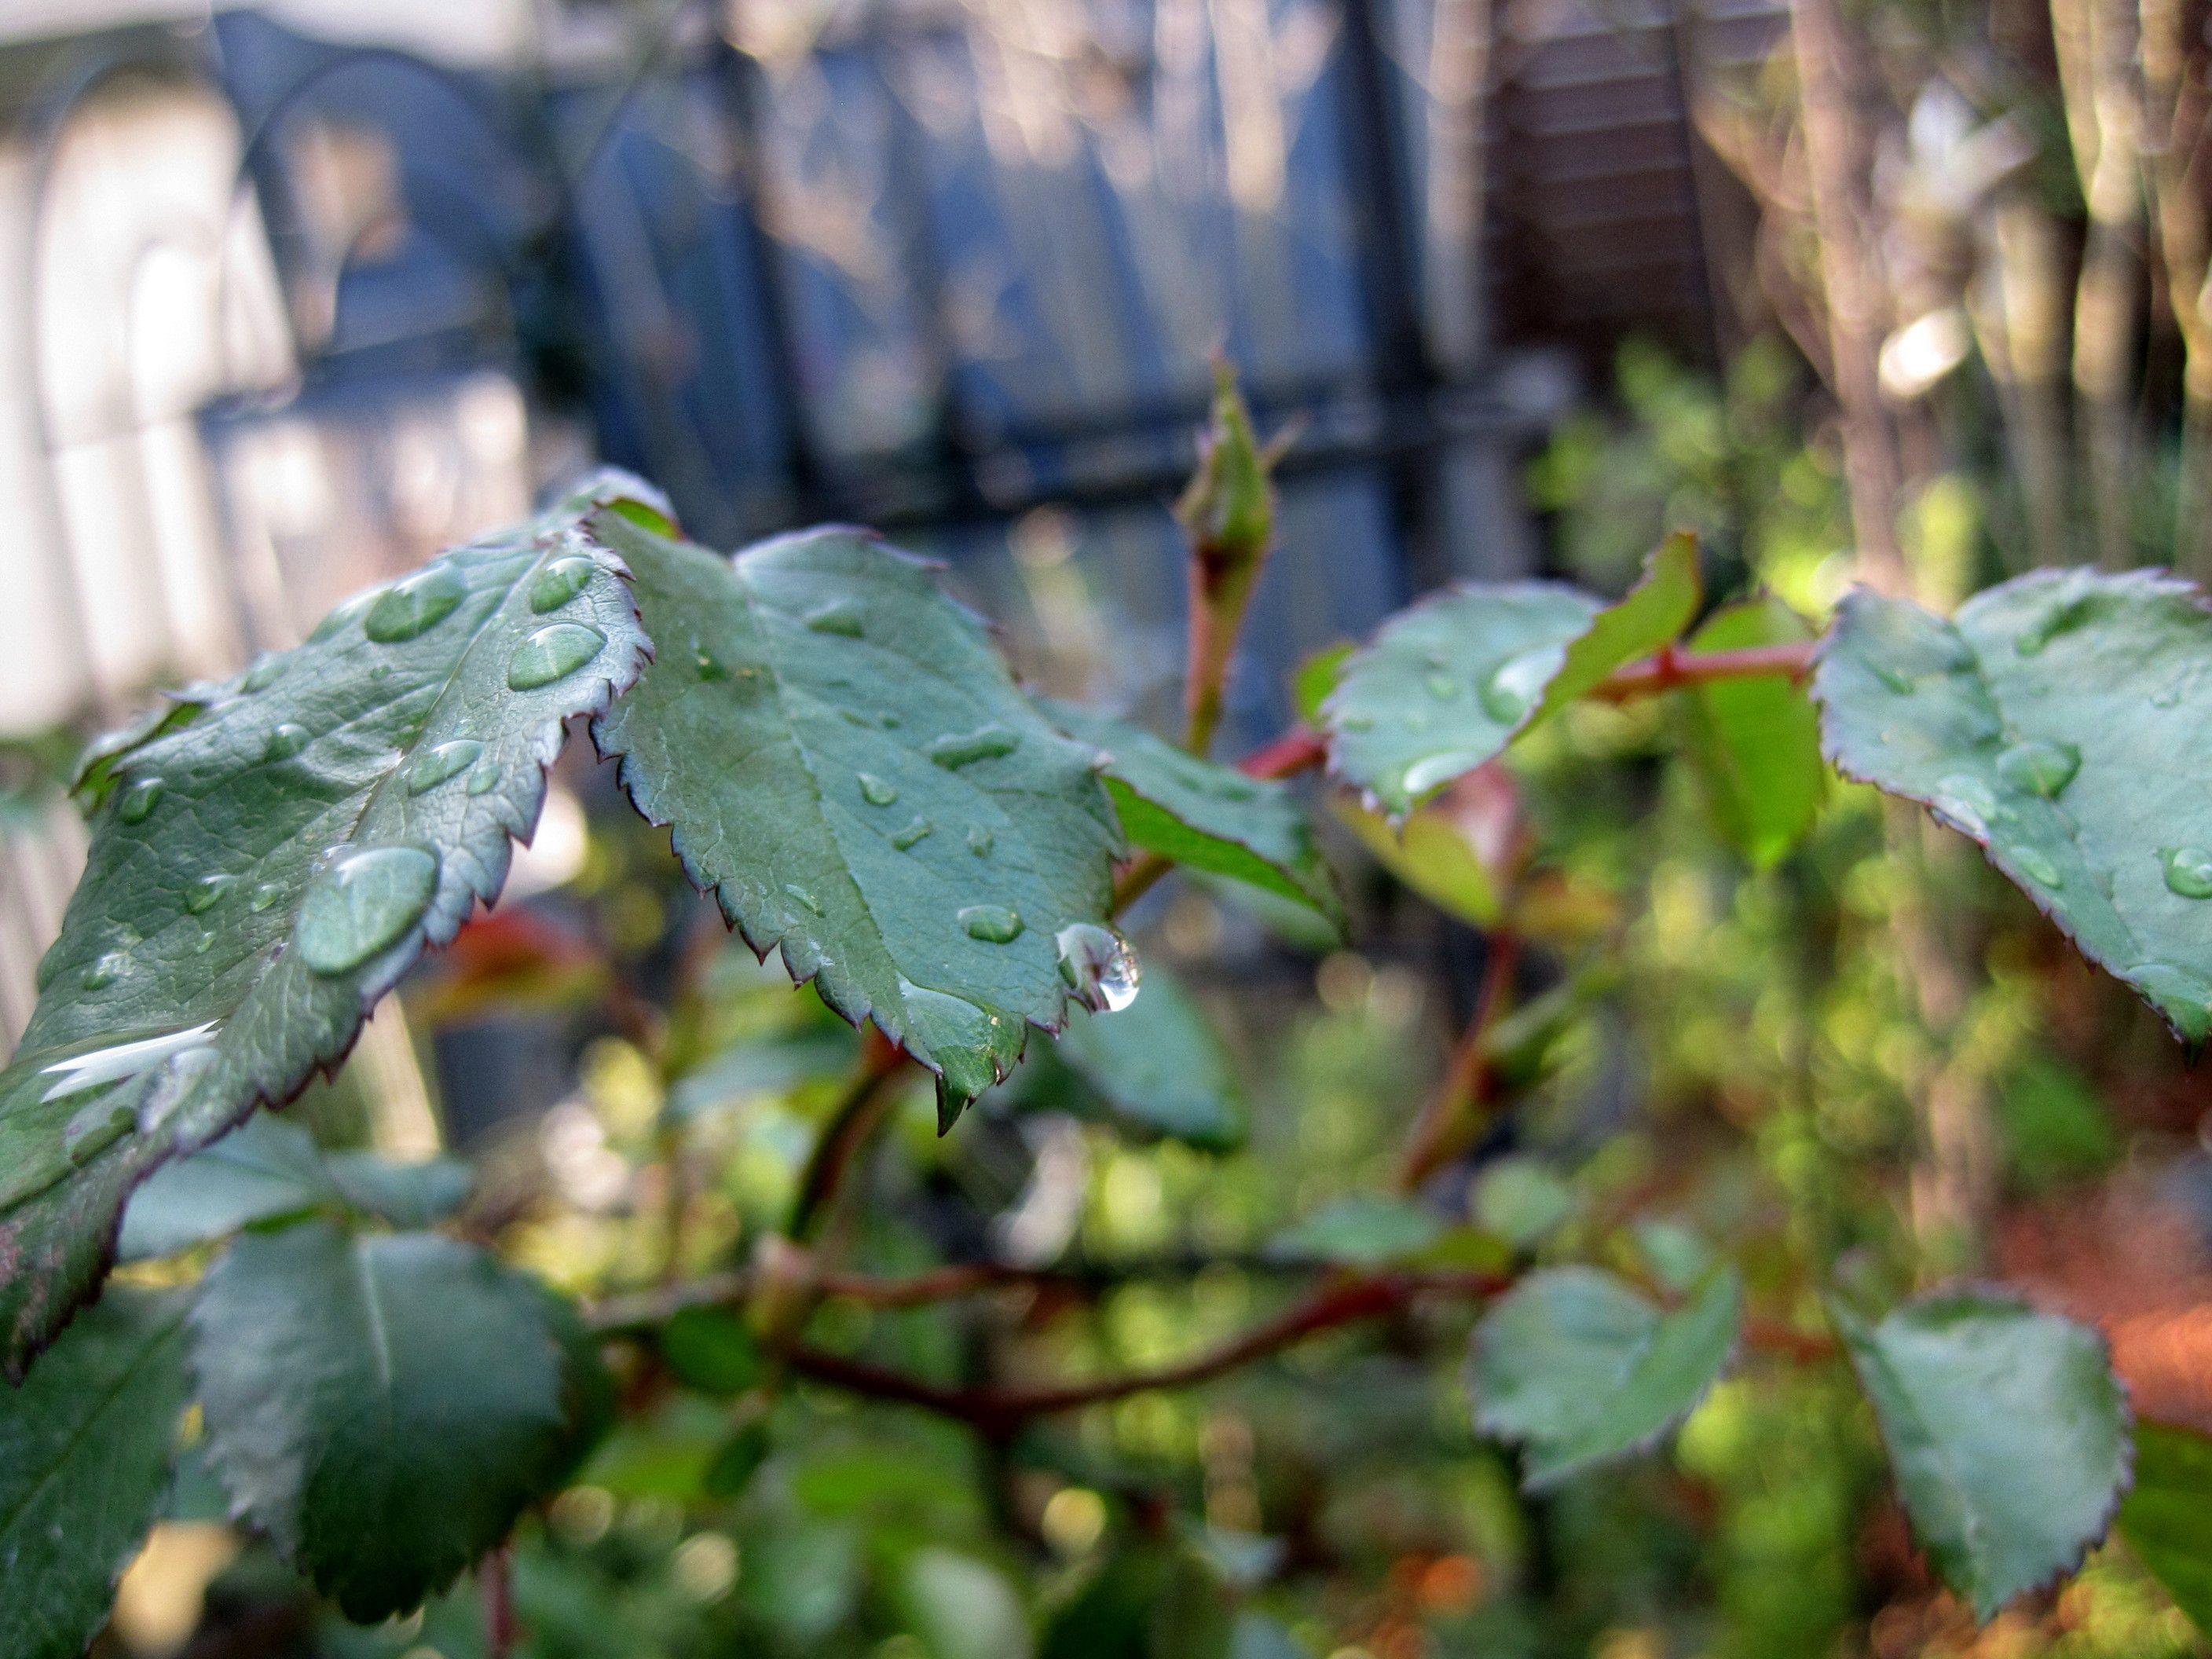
[1681,599,1823,866]
[1266,1196,1444,1267]
[1045,702,1343,928]
[1292,643,1351,724]
[1334,797,1502,927]
[0,476,652,1377]
[1470,1155,1575,1248]
[659,1305,766,1397]
[1056,961,1245,1150]
[192,1220,606,1621]
[589,515,1123,1124]
[323,1148,473,1229]
[1834,1290,2130,1621]
[1469,1265,1741,1489]
[704,1420,773,1499]
[1324,537,1698,818]
[2120,1419,2212,1635]
[1815,568,2212,1042]
[0,1287,190,1659]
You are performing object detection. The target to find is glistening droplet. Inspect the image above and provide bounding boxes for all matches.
[857,773,899,807]
[1480,650,1558,725]
[117,778,163,824]
[966,826,994,857]
[507,623,606,690]
[364,565,467,643]
[2012,848,2063,888]
[185,874,235,915]
[891,817,933,851]
[1930,773,1999,841]
[408,739,484,794]
[804,599,866,636]
[926,725,1020,768]
[2164,846,2212,899]
[1995,739,2080,798]
[785,884,824,916]
[250,883,282,912]
[529,556,597,613]
[82,950,126,990]
[960,905,1024,943]
[263,723,310,762]
[295,846,439,976]
[1055,923,1141,1013]
[243,655,287,693]
[465,758,501,796]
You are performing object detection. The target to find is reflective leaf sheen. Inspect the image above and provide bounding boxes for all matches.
[1469,1265,1741,1489]
[1815,569,2212,1040]
[0,1288,189,1659]
[192,1221,605,1621]
[1834,1291,2130,1621]
[0,479,651,1377]
[591,516,1122,1122]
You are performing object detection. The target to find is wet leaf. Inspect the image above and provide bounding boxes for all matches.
[0,476,653,1377]
[1045,702,1342,928]
[1322,537,1698,817]
[1834,1290,2130,1621]
[0,1288,189,1659]
[1469,1265,1741,1489]
[1815,568,2212,1040]
[1056,961,1245,1150]
[192,1221,608,1621]
[591,515,1122,1124]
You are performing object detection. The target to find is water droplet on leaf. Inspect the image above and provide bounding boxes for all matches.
[263,722,310,762]
[967,826,994,857]
[1481,650,1559,725]
[1930,773,1999,840]
[466,757,501,795]
[925,725,1020,768]
[2164,846,2212,899]
[296,845,439,976]
[408,739,484,793]
[1995,739,2080,798]
[185,874,235,914]
[785,884,823,915]
[529,555,597,613]
[1055,923,1141,1013]
[891,817,933,851]
[250,883,282,912]
[1424,672,1458,701]
[82,950,126,990]
[960,905,1024,943]
[507,623,606,690]
[2012,848,2062,888]
[117,778,163,824]
[857,773,899,807]
[243,655,287,693]
[804,599,866,636]
[364,564,467,643]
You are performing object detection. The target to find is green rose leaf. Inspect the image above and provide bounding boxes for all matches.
[589,514,1124,1124]
[1266,1196,1445,1268]
[1057,960,1245,1150]
[0,1287,190,1659]
[1681,599,1824,867]
[0,477,652,1378]
[2120,1419,2212,1635]
[1469,1265,1741,1489]
[1834,1290,2130,1621]
[1815,568,2212,1041]
[192,1220,608,1621]
[1044,701,1343,928]
[1322,536,1698,818]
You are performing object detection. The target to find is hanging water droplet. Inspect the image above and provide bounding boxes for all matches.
[249,882,282,913]
[81,950,126,990]
[804,599,866,636]
[185,873,235,914]
[1995,739,2080,798]
[967,826,994,857]
[117,778,163,824]
[507,623,606,690]
[465,756,501,795]
[785,883,824,916]
[364,564,467,643]
[1424,672,1459,701]
[2164,846,2212,899]
[529,555,597,613]
[2012,848,2063,888]
[243,655,287,693]
[64,1097,134,1166]
[925,724,1020,768]
[960,904,1024,943]
[891,817,934,851]
[408,739,484,794]
[1055,923,1141,1013]
[857,773,899,807]
[1480,649,1559,725]
[295,845,439,976]
[262,722,310,763]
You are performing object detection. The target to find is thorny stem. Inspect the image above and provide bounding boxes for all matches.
[1587,640,1815,703]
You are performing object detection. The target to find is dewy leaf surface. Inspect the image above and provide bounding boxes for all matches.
[1322,538,1697,819]
[1044,701,1342,927]
[0,478,651,1378]
[1468,1265,1741,1489]
[1815,568,2212,1040]
[590,514,1123,1119]
[1834,1290,2130,1621]
[192,1221,603,1621]
[0,1287,189,1659]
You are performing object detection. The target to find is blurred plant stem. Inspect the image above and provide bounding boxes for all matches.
[786,1027,906,1243]
[1175,360,1279,756]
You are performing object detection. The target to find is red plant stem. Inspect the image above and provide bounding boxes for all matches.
[1397,929,1520,1192]
[483,1547,515,1659]
[786,1027,906,1240]
[1588,641,1816,703]
[1240,724,1328,779]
